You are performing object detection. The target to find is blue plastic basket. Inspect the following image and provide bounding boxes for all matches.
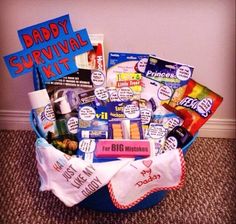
[79,134,197,212]
[30,111,197,212]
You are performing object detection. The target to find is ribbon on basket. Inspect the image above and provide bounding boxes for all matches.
[108,148,185,209]
[35,138,131,207]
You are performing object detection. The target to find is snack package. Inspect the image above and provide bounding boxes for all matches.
[107,101,143,140]
[144,55,194,107]
[174,79,223,135]
[75,34,106,74]
[107,52,150,87]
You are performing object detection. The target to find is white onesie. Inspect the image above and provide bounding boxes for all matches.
[35,138,130,207]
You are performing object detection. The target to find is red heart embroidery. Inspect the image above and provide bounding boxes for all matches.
[142,159,153,168]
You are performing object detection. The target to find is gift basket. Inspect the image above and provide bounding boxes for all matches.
[4,15,223,212]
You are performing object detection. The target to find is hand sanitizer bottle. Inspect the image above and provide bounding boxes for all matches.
[55,96,78,141]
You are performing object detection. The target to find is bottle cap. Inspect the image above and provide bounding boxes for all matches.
[55,96,71,114]
[28,89,51,109]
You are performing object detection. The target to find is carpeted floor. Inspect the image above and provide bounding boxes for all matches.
[0,130,235,224]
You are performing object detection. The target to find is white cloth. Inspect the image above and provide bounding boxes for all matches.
[108,149,185,209]
[35,138,130,207]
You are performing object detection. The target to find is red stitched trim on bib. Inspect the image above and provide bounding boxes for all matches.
[108,148,186,209]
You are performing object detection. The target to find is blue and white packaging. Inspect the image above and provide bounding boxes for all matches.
[145,123,167,156]
[144,56,194,107]
[141,76,174,112]
[144,55,194,89]
[107,101,143,140]
[77,105,108,139]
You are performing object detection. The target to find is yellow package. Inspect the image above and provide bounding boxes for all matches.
[116,72,142,93]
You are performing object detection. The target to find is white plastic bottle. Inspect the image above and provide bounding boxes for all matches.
[28,89,58,139]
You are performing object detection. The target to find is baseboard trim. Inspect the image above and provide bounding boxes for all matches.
[0,110,235,138]
[198,118,235,138]
[0,110,31,130]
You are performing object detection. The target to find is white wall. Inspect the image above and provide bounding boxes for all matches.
[0,0,235,137]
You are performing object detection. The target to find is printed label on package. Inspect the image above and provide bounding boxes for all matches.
[163,117,182,130]
[137,58,148,73]
[78,90,96,105]
[91,70,105,86]
[124,105,140,119]
[67,117,79,134]
[108,88,120,102]
[164,136,178,151]
[94,87,109,100]
[176,66,192,81]
[79,106,96,121]
[46,69,94,88]
[148,124,167,139]
[44,104,56,121]
[118,87,134,101]
[158,86,173,101]
[78,139,96,163]
[79,139,96,153]
[140,108,152,124]
[108,52,150,71]
[141,76,173,110]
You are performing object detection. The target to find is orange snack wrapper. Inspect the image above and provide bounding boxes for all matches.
[174,79,223,135]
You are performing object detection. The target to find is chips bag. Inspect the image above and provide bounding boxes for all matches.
[174,79,223,135]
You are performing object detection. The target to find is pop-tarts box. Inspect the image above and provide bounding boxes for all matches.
[107,52,150,87]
